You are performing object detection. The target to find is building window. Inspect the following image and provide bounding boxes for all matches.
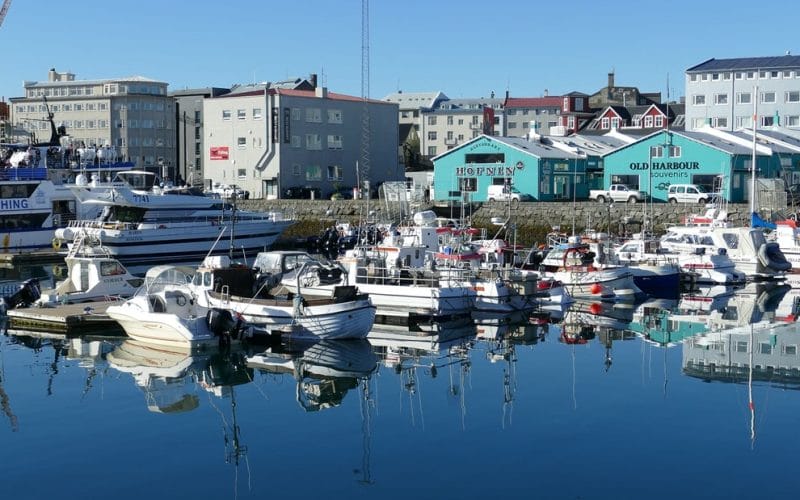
[446,115,453,125]
[761,115,775,127]
[292,164,301,176]
[327,109,342,123]
[327,135,342,149]
[253,108,262,119]
[428,131,437,140]
[737,92,751,104]
[611,117,621,129]
[785,345,798,355]
[305,108,322,123]
[427,116,438,126]
[668,145,681,158]
[714,94,728,105]
[690,74,697,82]
[305,165,321,181]
[723,72,731,81]
[237,168,246,179]
[655,116,664,127]
[712,73,720,81]
[291,135,301,148]
[650,146,663,158]
[761,92,776,103]
[644,116,654,128]
[714,117,728,128]
[305,134,322,150]
[291,108,301,120]
[327,165,343,181]
[734,72,744,80]
[736,115,754,128]
[427,146,437,156]
[237,137,246,149]
[786,115,800,127]
[786,91,800,103]
[222,110,231,120]
[508,122,517,129]
[601,117,609,129]
[692,95,706,105]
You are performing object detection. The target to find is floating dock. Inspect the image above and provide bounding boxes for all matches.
[5,301,124,335]
[0,250,65,266]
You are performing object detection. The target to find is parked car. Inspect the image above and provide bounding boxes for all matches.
[283,187,322,199]
[206,183,249,199]
[486,184,534,202]
[667,184,712,204]
[589,184,647,203]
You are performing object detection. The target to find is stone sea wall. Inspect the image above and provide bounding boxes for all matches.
[238,199,755,245]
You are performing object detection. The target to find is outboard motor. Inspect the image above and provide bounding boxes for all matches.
[4,279,42,309]
[207,308,238,336]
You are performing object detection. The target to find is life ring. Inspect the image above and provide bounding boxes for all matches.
[52,238,62,250]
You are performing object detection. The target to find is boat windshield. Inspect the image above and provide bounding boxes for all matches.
[143,266,194,293]
[115,171,158,190]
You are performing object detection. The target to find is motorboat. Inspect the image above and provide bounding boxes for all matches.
[191,255,375,340]
[539,240,642,301]
[106,265,248,349]
[660,214,790,280]
[55,169,293,264]
[35,235,144,306]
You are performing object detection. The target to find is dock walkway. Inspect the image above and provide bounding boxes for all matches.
[6,301,124,335]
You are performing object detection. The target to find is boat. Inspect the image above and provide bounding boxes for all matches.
[539,239,642,301]
[35,234,144,306]
[106,265,249,349]
[191,255,375,340]
[54,169,293,265]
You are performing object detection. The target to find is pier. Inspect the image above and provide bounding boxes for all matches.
[6,301,124,335]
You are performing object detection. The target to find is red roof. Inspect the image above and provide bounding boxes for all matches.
[505,96,563,108]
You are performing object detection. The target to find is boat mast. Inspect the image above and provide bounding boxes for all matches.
[751,84,758,215]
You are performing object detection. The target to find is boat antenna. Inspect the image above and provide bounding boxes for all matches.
[751,84,758,216]
[229,194,237,260]
[203,226,227,263]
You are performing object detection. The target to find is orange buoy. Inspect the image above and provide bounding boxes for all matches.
[590,282,602,295]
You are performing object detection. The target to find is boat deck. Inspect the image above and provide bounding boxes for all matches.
[6,301,124,335]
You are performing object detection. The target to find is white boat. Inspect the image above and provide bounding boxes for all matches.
[614,234,743,286]
[35,235,144,306]
[540,241,642,301]
[106,265,248,349]
[55,170,293,264]
[191,255,375,340]
[660,210,790,280]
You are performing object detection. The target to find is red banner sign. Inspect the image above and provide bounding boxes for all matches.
[210,146,229,160]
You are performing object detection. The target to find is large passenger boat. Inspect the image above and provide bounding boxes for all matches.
[55,170,293,264]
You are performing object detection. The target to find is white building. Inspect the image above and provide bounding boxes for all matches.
[10,68,175,173]
[203,79,402,199]
[685,55,800,131]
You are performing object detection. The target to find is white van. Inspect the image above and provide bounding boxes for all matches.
[667,184,712,204]
[486,185,534,202]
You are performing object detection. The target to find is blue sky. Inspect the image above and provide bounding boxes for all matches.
[2,0,800,103]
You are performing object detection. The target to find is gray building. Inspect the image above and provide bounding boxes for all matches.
[203,78,402,199]
[685,55,800,131]
[504,95,563,137]
[420,97,505,159]
[170,87,231,186]
[10,68,175,173]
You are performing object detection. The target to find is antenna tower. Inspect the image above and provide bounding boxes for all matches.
[360,0,370,195]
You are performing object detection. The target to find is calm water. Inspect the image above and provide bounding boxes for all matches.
[2,285,800,500]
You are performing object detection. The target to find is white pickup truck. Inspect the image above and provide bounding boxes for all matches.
[589,184,647,203]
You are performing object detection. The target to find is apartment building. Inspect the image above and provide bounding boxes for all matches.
[503,95,562,137]
[203,79,402,199]
[171,87,231,186]
[685,55,800,131]
[419,97,504,159]
[10,69,176,174]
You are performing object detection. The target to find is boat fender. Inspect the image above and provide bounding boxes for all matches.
[52,238,62,250]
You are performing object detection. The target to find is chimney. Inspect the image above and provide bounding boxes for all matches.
[48,68,57,82]
[315,86,327,99]
[608,71,615,90]
[309,73,318,89]
[543,89,549,97]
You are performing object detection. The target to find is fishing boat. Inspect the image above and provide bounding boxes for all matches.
[191,255,375,340]
[54,169,293,265]
[35,235,144,306]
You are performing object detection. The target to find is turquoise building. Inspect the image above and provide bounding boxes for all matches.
[601,129,800,203]
[432,135,586,202]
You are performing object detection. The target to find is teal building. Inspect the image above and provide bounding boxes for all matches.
[432,135,586,202]
[601,129,800,203]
